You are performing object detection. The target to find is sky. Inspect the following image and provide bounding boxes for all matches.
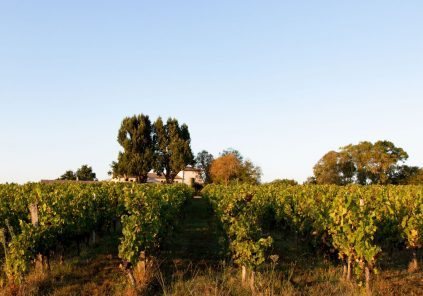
[0,1,422,183]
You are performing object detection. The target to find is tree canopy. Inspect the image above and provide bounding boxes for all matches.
[59,165,96,181]
[269,179,299,186]
[59,170,76,181]
[390,165,423,185]
[210,154,241,185]
[111,114,154,182]
[76,165,97,181]
[313,140,420,185]
[210,149,261,185]
[153,117,194,183]
[195,150,214,184]
[313,150,354,185]
[111,115,193,183]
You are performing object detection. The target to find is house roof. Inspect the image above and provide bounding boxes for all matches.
[182,167,201,172]
[147,172,161,179]
[40,179,99,184]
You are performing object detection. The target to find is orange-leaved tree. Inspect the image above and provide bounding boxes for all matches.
[210,154,242,185]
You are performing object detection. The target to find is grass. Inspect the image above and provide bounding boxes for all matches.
[0,233,128,296]
[1,197,422,295]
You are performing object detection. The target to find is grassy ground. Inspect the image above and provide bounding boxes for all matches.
[162,197,226,262]
[138,197,423,295]
[1,197,422,295]
[0,234,127,296]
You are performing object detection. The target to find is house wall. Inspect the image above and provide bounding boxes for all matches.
[111,177,138,182]
[177,170,204,185]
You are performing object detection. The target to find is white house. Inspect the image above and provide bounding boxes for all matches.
[176,167,204,185]
[111,166,203,186]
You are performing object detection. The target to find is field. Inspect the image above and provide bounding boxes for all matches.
[0,183,422,295]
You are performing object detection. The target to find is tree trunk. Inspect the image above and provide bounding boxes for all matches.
[408,248,419,272]
[165,170,172,184]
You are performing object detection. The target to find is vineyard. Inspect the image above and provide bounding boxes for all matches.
[202,184,423,294]
[0,183,422,295]
[0,183,192,289]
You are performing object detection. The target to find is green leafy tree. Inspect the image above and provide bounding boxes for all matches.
[76,165,97,181]
[303,176,317,184]
[269,179,298,186]
[153,117,194,183]
[404,167,423,184]
[59,170,76,180]
[240,160,262,184]
[195,150,214,184]
[314,140,409,185]
[344,140,408,184]
[389,165,421,184]
[112,114,154,183]
[221,148,244,162]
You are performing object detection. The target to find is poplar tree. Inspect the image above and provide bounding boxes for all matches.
[112,114,154,182]
[153,117,194,183]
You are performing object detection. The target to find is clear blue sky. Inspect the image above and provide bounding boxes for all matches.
[1,1,422,183]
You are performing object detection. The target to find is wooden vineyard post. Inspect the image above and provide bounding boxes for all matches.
[342,261,347,279]
[35,254,43,273]
[365,265,372,295]
[120,261,136,286]
[249,270,256,294]
[29,203,39,227]
[91,230,96,246]
[127,270,136,286]
[408,248,419,272]
[347,256,352,281]
[241,265,247,286]
[139,251,146,274]
[30,202,43,272]
[43,253,50,271]
[133,251,147,286]
[341,255,348,280]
